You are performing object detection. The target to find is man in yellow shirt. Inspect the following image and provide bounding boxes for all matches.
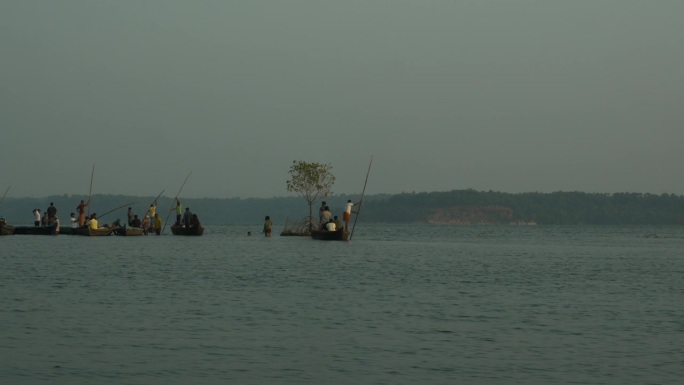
[170,199,182,225]
[89,214,99,230]
[154,214,162,235]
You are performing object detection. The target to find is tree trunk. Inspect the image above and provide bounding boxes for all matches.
[308,203,313,230]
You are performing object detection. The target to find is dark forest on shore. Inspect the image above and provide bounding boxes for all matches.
[2,189,684,226]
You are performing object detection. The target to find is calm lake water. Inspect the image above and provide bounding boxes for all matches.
[1,224,683,385]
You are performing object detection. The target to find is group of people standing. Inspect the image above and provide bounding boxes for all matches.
[170,199,199,228]
[318,199,358,232]
[126,203,162,235]
[22,198,202,235]
[30,200,91,233]
[32,202,60,227]
[122,199,197,235]
[75,200,106,231]
[261,199,358,238]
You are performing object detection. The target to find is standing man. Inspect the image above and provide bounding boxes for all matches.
[321,206,332,230]
[263,216,273,237]
[153,214,162,235]
[33,208,41,226]
[47,202,57,224]
[342,199,359,231]
[141,215,150,235]
[76,200,89,226]
[148,203,157,219]
[171,199,182,225]
[318,201,327,229]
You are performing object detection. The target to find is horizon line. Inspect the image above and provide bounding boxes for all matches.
[3,189,683,200]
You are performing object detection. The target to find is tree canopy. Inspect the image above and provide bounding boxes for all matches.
[286,160,335,228]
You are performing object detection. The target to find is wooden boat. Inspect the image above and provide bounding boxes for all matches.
[72,226,115,236]
[310,157,373,242]
[114,225,145,236]
[0,220,15,236]
[170,224,204,236]
[13,223,58,235]
[59,227,78,235]
[310,229,349,241]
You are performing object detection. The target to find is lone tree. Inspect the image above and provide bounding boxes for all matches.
[286,160,336,229]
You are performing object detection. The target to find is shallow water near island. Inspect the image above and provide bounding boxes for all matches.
[1,224,683,384]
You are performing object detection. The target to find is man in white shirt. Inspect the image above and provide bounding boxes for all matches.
[325,219,336,231]
[342,200,359,231]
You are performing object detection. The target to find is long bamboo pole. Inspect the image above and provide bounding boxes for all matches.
[87,164,95,216]
[0,186,10,210]
[349,156,373,240]
[98,202,135,220]
[143,190,165,218]
[137,190,164,234]
[162,172,192,235]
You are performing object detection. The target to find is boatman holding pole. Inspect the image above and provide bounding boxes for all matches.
[342,199,359,231]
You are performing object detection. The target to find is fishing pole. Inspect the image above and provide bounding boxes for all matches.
[162,172,192,235]
[349,156,373,240]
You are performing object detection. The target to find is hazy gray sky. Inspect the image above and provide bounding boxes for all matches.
[2,1,683,198]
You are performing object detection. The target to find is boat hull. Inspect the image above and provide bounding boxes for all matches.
[114,226,145,236]
[310,229,349,241]
[13,224,58,235]
[72,226,115,236]
[0,222,15,236]
[170,224,204,236]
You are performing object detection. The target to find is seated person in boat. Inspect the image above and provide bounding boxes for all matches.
[325,219,336,231]
[131,215,142,228]
[190,213,201,228]
[182,207,193,227]
[88,214,99,230]
[333,216,342,230]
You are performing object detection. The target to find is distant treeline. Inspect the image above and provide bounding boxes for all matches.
[362,190,684,225]
[0,193,377,227]
[2,189,684,225]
